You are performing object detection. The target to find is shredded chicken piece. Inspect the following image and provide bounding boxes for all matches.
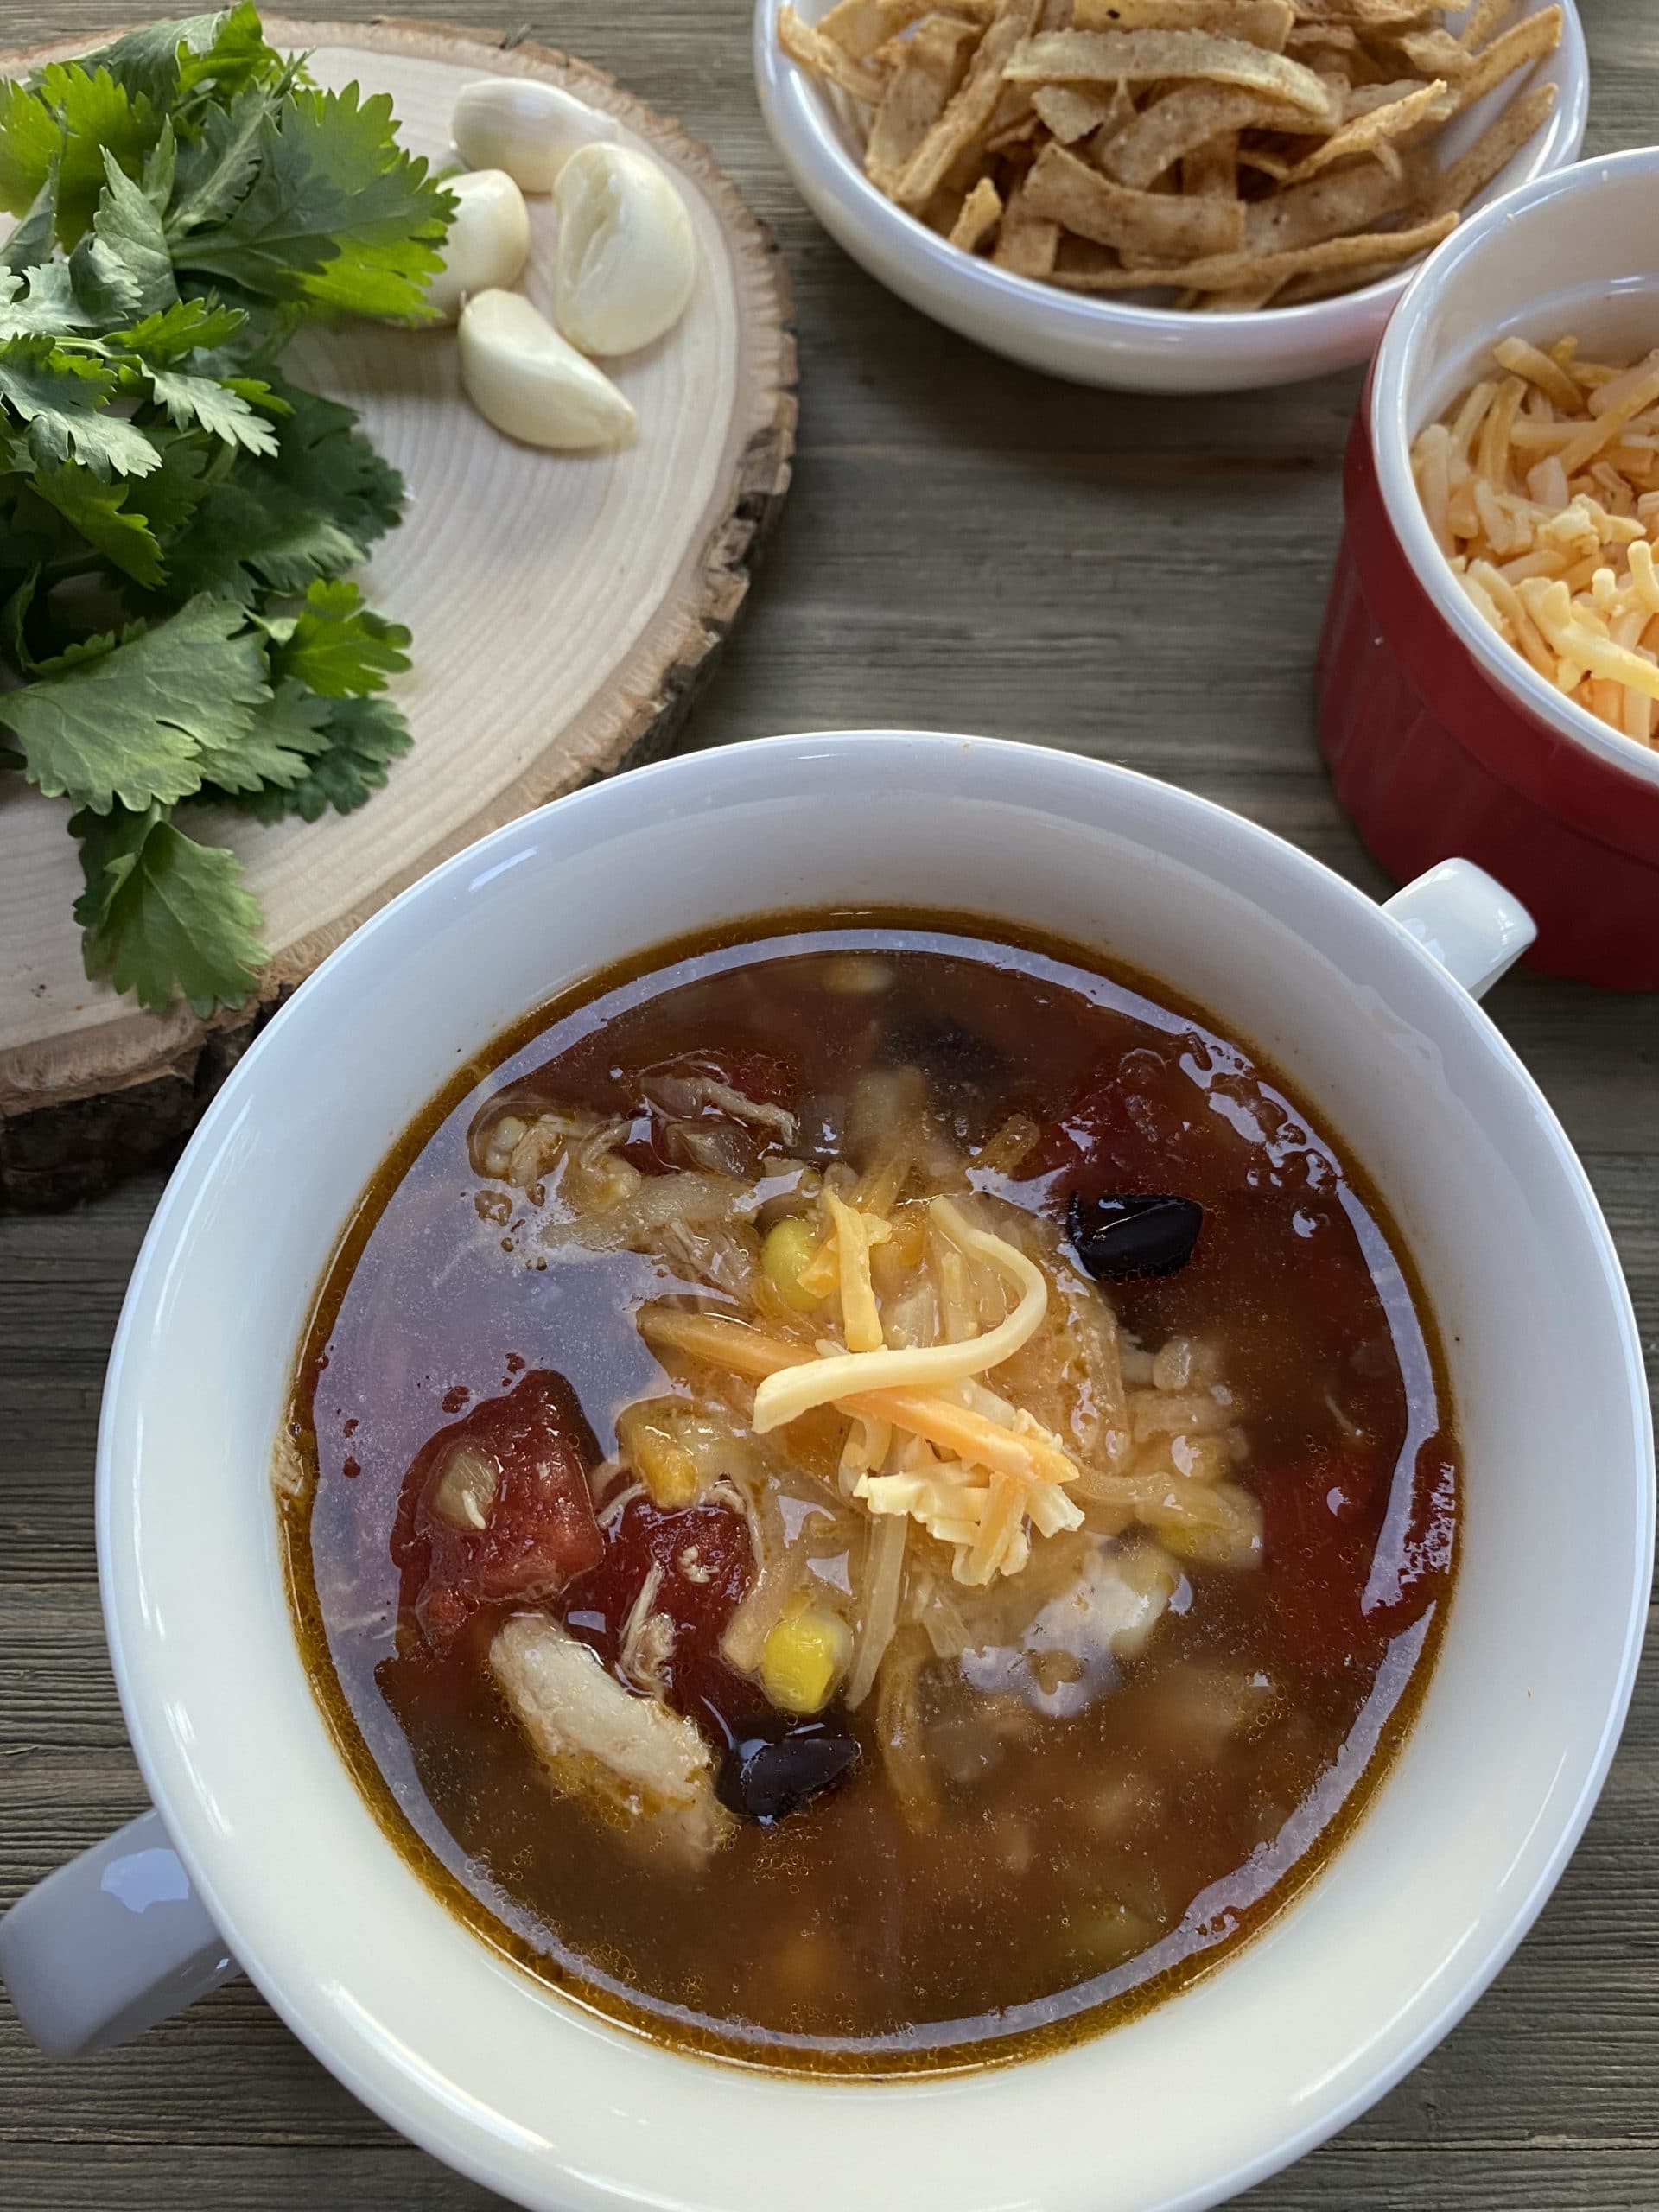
[617,1560,676,1697]
[644,1071,799,1144]
[490,1613,731,1864]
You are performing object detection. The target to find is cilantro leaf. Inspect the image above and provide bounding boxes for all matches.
[0,260,96,336]
[162,378,404,600]
[67,236,142,322]
[110,293,245,359]
[176,3,283,106]
[233,690,410,823]
[273,576,410,695]
[2,170,58,274]
[0,335,162,476]
[31,460,164,586]
[73,798,266,1014]
[86,7,278,113]
[147,363,277,453]
[121,427,211,539]
[0,66,160,245]
[0,593,269,810]
[142,118,177,209]
[167,78,270,238]
[175,82,453,321]
[0,483,69,617]
[194,670,329,793]
[68,149,178,321]
[0,81,71,225]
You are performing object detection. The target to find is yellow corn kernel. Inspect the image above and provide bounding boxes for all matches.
[761,1215,823,1313]
[760,1605,853,1716]
[615,1400,701,1510]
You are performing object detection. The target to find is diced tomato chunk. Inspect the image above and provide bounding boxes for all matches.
[1020,1058,1255,1211]
[392,1370,604,1649]
[562,1495,762,1743]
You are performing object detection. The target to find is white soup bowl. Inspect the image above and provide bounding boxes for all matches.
[0,732,1649,2212]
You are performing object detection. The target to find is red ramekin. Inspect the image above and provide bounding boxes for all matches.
[1317,152,1659,990]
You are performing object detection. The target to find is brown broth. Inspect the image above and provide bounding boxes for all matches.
[280,912,1458,2074]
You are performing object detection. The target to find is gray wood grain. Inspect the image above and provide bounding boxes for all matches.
[3,3,1656,2208]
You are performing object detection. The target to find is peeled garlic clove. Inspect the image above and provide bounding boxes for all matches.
[427,169,530,322]
[458,289,636,450]
[453,78,617,194]
[554,143,697,358]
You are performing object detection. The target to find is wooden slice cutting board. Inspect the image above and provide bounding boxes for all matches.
[0,17,797,1207]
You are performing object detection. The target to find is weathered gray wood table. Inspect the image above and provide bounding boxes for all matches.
[2,3,1655,2206]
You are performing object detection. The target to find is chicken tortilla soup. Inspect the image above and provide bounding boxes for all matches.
[280,913,1458,2071]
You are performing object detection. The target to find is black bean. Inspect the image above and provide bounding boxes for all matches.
[720,1726,861,1823]
[1068,1192,1204,1281]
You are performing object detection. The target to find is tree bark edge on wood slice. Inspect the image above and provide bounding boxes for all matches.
[0,17,798,1211]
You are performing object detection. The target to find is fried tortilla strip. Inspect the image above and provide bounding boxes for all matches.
[1071,0,1292,41]
[1459,0,1519,51]
[1446,5,1563,118]
[1274,247,1435,302]
[1286,22,1357,54]
[1053,231,1119,276]
[949,173,1004,248]
[990,177,1062,273]
[1182,132,1238,200]
[1006,29,1338,124]
[866,14,982,192]
[1030,79,1123,142]
[984,72,1039,143]
[920,181,969,233]
[986,111,1039,149]
[779,4,890,103]
[1049,209,1457,291]
[1344,74,1432,117]
[1096,82,1313,187]
[1280,76,1445,181]
[1243,153,1414,254]
[1290,0,1439,25]
[1237,144,1295,181]
[817,0,914,59]
[1023,140,1244,258]
[895,0,1044,207]
[1394,25,1471,77]
[1427,79,1555,215]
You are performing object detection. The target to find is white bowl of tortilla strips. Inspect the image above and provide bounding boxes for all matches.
[754,0,1586,393]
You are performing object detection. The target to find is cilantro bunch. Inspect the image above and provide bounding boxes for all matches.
[0,7,454,1015]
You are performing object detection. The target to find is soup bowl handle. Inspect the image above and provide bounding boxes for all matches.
[0,1808,238,2056]
[1381,859,1535,999]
